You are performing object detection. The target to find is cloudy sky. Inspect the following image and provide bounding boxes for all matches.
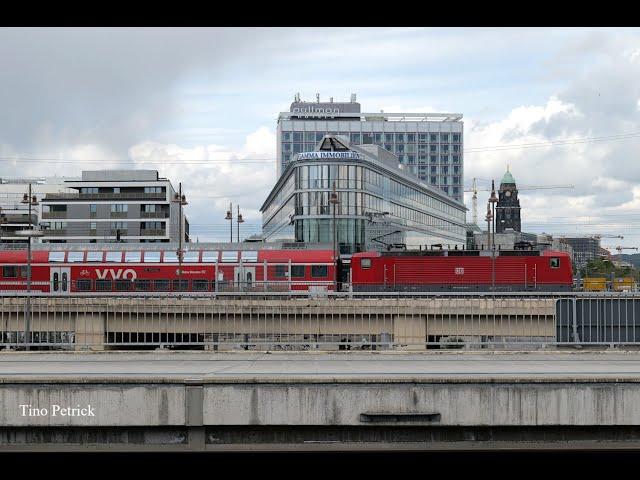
[2,27,640,249]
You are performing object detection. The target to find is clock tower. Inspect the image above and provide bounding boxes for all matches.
[496,167,521,233]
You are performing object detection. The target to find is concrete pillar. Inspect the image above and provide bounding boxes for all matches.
[393,313,426,350]
[74,312,105,351]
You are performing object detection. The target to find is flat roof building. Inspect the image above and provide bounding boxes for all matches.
[261,135,467,255]
[40,170,189,244]
[277,94,464,203]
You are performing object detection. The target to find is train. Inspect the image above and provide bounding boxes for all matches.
[0,246,574,294]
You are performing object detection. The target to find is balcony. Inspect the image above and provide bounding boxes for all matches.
[141,211,168,218]
[139,229,166,236]
[44,192,166,201]
[42,211,67,219]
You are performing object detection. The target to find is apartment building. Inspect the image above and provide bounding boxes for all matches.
[40,170,189,244]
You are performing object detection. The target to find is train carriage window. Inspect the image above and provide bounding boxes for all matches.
[193,279,209,291]
[105,252,122,263]
[241,251,258,263]
[67,252,84,262]
[115,279,132,291]
[172,279,189,291]
[221,251,238,263]
[274,265,287,278]
[311,265,328,278]
[76,279,92,291]
[183,251,200,263]
[143,251,161,263]
[124,251,142,263]
[96,279,112,291]
[134,279,151,291]
[163,251,179,263]
[86,251,104,262]
[550,257,560,269]
[361,258,372,269]
[202,251,218,263]
[49,252,65,263]
[291,265,305,278]
[3,266,26,278]
[154,279,170,291]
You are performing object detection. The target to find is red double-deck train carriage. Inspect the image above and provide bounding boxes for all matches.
[0,249,336,294]
[350,249,573,292]
[0,246,574,294]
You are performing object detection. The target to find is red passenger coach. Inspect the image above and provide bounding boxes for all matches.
[351,249,573,292]
[0,249,336,294]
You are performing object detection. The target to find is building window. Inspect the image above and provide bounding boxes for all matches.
[80,187,98,194]
[293,132,303,142]
[144,186,163,194]
[430,133,438,142]
[453,133,461,142]
[362,133,374,144]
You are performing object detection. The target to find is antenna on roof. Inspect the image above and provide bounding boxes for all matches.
[351,93,357,103]
[294,92,300,102]
[329,97,333,103]
[316,93,320,103]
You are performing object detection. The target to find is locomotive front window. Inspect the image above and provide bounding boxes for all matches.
[311,265,328,278]
[291,265,305,278]
[361,258,372,269]
[550,257,560,269]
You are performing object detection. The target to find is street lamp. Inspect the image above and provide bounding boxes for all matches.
[236,205,244,243]
[225,203,233,243]
[17,183,43,350]
[488,180,499,291]
[172,183,188,292]
[328,181,340,292]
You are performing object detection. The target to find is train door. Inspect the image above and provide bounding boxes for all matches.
[234,266,255,290]
[50,267,71,294]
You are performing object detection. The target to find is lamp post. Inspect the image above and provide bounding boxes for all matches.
[225,203,233,243]
[172,183,188,292]
[329,182,340,292]
[236,205,244,243]
[18,183,43,350]
[489,180,499,291]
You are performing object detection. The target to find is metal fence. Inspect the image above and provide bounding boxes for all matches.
[1,291,640,351]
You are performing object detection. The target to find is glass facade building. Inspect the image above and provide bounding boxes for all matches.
[277,96,464,203]
[261,135,467,255]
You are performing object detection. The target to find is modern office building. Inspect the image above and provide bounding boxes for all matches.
[261,135,467,255]
[559,236,602,269]
[40,170,189,244]
[277,94,464,203]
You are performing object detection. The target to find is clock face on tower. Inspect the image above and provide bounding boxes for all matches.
[505,191,511,197]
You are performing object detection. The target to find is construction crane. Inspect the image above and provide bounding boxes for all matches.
[593,235,624,240]
[614,246,639,254]
[465,178,574,226]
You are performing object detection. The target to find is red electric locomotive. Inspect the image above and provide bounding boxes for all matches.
[350,249,573,292]
[0,248,336,294]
